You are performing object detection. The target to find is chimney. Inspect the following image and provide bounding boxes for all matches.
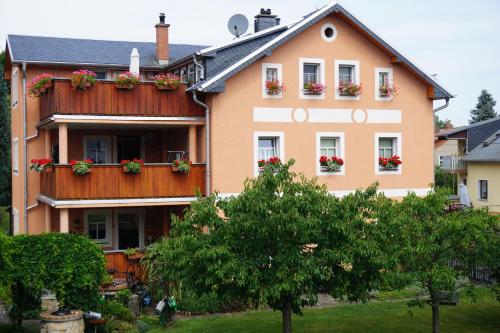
[254,8,280,33]
[155,12,170,64]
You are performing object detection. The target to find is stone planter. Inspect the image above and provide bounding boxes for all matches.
[40,310,84,333]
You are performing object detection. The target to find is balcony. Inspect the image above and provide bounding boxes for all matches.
[440,156,467,173]
[39,79,204,121]
[40,164,205,200]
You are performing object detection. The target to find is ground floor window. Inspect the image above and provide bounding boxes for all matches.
[479,180,488,200]
[85,210,112,245]
[254,132,284,176]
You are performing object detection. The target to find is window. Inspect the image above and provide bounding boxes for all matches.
[375,68,394,101]
[321,23,337,42]
[84,136,112,164]
[299,58,325,99]
[11,67,19,109]
[94,71,107,80]
[187,64,195,85]
[115,209,145,250]
[335,60,360,100]
[254,132,284,176]
[438,155,445,167]
[12,137,19,175]
[261,63,283,98]
[85,210,111,245]
[375,133,402,175]
[316,132,345,175]
[180,66,187,83]
[479,180,488,200]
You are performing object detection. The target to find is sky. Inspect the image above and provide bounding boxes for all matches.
[1,0,499,126]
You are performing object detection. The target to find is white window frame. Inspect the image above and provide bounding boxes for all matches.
[335,59,360,101]
[374,132,402,175]
[299,57,325,100]
[316,132,345,176]
[261,63,283,99]
[254,131,284,176]
[478,180,488,201]
[12,137,19,175]
[13,208,19,235]
[320,23,337,42]
[113,208,145,250]
[375,67,394,101]
[84,209,112,247]
[11,67,19,109]
[83,135,113,164]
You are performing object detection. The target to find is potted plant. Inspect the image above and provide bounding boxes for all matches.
[115,72,141,89]
[319,155,344,172]
[258,156,281,173]
[378,155,402,170]
[265,79,286,95]
[154,73,181,90]
[338,81,362,96]
[121,159,144,174]
[172,159,191,175]
[27,73,54,97]
[303,82,325,95]
[379,79,399,98]
[70,70,97,90]
[70,159,93,175]
[30,158,53,173]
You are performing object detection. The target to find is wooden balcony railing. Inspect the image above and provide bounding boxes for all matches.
[39,79,204,121]
[40,164,205,200]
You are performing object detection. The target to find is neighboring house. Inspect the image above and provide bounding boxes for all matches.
[462,131,500,213]
[4,2,453,263]
[435,116,500,192]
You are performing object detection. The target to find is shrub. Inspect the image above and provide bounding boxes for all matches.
[105,320,139,333]
[136,320,149,333]
[8,233,106,326]
[115,289,132,306]
[378,271,415,291]
[178,291,221,314]
[100,300,135,322]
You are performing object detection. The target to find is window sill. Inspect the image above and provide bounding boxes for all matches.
[477,198,488,202]
[378,167,399,171]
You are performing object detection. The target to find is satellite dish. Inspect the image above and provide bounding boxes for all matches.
[227,14,249,38]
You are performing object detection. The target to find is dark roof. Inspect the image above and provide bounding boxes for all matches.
[437,116,500,152]
[189,2,454,99]
[463,130,500,162]
[7,35,206,68]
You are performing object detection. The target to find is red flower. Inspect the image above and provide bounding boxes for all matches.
[319,156,329,165]
[331,156,344,166]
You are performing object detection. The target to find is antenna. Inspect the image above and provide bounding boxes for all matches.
[228,14,249,38]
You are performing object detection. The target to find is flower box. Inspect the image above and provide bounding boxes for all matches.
[115,72,141,90]
[172,159,192,175]
[71,70,97,90]
[337,81,362,97]
[319,156,344,173]
[27,74,54,97]
[30,158,53,173]
[154,73,181,91]
[70,159,93,175]
[265,79,286,96]
[378,155,402,171]
[379,80,399,98]
[258,157,281,173]
[121,159,144,174]
[303,83,325,95]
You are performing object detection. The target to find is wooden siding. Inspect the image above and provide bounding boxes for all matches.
[40,79,204,120]
[41,164,205,200]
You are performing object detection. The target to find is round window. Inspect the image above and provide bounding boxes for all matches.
[321,23,337,42]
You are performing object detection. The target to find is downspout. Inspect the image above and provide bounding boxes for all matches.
[192,54,210,196]
[21,62,28,233]
[433,98,449,113]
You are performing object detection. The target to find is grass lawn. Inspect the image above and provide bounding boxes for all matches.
[149,289,500,333]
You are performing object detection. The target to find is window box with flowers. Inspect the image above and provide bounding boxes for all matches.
[172,159,191,175]
[70,159,93,175]
[337,81,362,97]
[115,72,142,89]
[378,155,402,171]
[303,83,325,95]
[265,79,286,96]
[27,74,54,97]
[154,73,181,90]
[319,155,344,173]
[121,159,144,174]
[71,70,97,90]
[379,79,399,98]
[30,158,53,173]
[258,156,281,173]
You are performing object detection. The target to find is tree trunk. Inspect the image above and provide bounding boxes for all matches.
[282,297,292,333]
[431,299,440,333]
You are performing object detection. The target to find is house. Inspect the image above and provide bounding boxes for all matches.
[435,116,500,192]
[462,131,500,213]
[4,3,453,266]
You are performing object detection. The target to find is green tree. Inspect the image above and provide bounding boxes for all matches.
[0,51,11,207]
[434,166,456,194]
[434,115,453,132]
[145,161,389,333]
[388,189,500,333]
[469,89,497,124]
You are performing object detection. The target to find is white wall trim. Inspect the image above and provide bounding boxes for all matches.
[84,209,113,247]
[375,67,394,101]
[254,131,285,177]
[12,207,20,235]
[365,109,401,123]
[253,107,293,122]
[316,132,345,176]
[38,194,198,208]
[374,132,402,175]
[12,137,19,176]
[308,108,353,123]
[320,23,338,42]
[335,59,361,100]
[261,63,283,99]
[299,57,326,100]
[11,67,19,109]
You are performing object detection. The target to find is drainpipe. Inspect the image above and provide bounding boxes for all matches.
[22,62,28,233]
[433,98,449,113]
[192,91,210,197]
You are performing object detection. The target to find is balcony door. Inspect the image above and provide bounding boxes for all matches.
[114,209,145,250]
[83,136,112,164]
[117,136,144,162]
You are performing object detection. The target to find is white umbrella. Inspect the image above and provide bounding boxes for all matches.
[129,48,140,75]
[459,183,471,207]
